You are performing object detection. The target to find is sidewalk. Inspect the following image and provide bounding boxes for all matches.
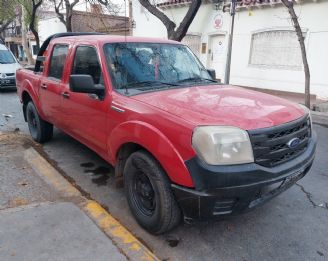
[0,202,126,261]
[0,133,157,261]
[0,133,126,261]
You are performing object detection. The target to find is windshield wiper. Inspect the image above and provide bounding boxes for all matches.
[122,80,179,93]
[177,77,217,83]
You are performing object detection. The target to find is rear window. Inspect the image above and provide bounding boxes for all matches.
[48,45,68,80]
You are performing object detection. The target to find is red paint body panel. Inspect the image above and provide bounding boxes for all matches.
[16,35,305,188]
[132,85,305,130]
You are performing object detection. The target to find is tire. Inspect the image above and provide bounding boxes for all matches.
[26,101,53,143]
[124,150,181,234]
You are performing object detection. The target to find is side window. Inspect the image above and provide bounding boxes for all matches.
[72,46,102,85]
[48,45,68,79]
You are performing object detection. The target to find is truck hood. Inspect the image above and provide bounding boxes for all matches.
[132,85,305,130]
[0,63,21,74]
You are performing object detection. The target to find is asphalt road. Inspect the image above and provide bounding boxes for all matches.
[1,89,328,261]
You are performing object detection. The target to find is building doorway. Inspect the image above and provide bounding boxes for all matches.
[208,34,226,82]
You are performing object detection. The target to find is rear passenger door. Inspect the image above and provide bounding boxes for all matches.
[61,45,109,157]
[39,44,68,127]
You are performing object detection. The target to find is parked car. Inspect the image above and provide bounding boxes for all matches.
[0,44,21,89]
[16,33,316,234]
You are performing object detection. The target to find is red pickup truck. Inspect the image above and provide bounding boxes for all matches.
[16,33,316,234]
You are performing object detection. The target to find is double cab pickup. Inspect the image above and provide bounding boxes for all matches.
[16,33,316,234]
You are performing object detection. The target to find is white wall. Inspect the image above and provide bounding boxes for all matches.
[132,0,167,38]
[38,17,67,44]
[231,1,328,100]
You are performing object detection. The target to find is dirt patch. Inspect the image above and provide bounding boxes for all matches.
[8,197,29,208]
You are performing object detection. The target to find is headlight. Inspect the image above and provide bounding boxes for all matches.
[192,126,254,165]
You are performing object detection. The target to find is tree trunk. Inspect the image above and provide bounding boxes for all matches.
[30,26,40,49]
[66,14,72,32]
[65,1,73,32]
[66,10,72,32]
[21,5,34,65]
[281,0,311,108]
[29,0,42,49]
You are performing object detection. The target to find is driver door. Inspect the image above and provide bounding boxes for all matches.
[61,45,109,156]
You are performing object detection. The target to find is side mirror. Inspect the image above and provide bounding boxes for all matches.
[207,69,216,80]
[69,74,104,97]
[36,56,46,62]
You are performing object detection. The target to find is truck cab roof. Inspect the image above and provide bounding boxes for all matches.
[50,35,181,45]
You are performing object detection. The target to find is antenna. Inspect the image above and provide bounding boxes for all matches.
[124,0,127,42]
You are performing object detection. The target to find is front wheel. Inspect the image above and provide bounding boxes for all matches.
[124,151,181,234]
[26,101,53,143]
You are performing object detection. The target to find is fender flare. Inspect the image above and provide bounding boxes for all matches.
[20,79,46,119]
[108,121,194,188]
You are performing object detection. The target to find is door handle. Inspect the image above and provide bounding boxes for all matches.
[41,83,47,89]
[61,92,70,99]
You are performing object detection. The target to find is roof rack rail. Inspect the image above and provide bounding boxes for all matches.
[35,32,105,72]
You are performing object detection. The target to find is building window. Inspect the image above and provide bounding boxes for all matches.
[182,34,201,58]
[249,30,304,70]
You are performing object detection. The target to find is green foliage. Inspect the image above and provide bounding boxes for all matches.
[0,0,17,24]
[16,0,40,30]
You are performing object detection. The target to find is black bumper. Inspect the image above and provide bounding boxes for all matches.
[172,135,316,220]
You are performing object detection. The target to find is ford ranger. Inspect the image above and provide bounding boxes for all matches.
[16,33,316,234]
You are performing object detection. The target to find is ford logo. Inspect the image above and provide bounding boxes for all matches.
[287,138,301,149]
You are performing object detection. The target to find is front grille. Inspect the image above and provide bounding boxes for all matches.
[248,115,311,167]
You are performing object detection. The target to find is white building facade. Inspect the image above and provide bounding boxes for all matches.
[132,0,328,100]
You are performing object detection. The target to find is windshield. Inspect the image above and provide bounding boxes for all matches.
[0,50,16,64]
[103,43,216,95]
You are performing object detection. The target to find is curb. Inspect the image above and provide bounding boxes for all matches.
[24,147,159,261]
[24,148,81,198]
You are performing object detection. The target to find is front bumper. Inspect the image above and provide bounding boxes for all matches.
[172,134,316,220]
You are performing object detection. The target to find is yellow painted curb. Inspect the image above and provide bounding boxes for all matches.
[24,147,159,261]
[24,148,81,197]
[82,200,159,261]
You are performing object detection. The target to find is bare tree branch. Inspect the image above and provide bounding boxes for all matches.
[139,0,201,41]
[87,0,123,15]
[51,0,79,32]
[170,0,201,41]
[138,0,176,38]
[52,0,66,25]
[281,0,311,108]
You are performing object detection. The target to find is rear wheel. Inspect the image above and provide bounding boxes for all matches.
[26,101,53,143]
[124,150,181,234]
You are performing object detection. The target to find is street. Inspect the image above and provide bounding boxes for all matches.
[1,89,328,261]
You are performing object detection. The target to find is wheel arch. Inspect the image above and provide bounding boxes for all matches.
[109,121,194,188]
[20,80,45,121]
